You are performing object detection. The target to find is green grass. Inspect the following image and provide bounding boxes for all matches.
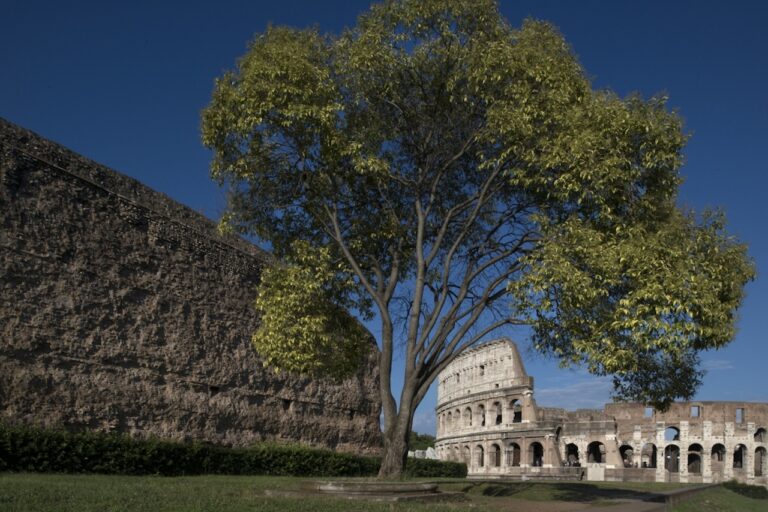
[0,473,762,512]
[670,483,768,512]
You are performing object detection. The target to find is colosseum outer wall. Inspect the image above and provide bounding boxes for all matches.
[0,118,381,453]
[434,339,768,486]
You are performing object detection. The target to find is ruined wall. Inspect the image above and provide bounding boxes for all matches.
[0,118,381,453]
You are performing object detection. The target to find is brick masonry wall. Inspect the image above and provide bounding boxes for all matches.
[0,118,381,453]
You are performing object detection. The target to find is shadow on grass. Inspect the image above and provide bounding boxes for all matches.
[723,480,768,500]
[457,482,663,503]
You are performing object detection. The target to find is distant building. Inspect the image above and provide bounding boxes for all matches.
[434,339,768,486]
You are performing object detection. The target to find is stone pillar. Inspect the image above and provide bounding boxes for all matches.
[522,390,534,423]
[655,424,666,482]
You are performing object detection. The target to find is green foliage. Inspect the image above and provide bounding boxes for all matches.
[407,432,435,451]
[202,0,755,462]
[403,457,466,478]
[0,423,464,478]
[253,241,372,379]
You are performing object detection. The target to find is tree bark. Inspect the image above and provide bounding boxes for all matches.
[378,408,412,478]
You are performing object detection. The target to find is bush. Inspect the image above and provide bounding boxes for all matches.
[0,423,462,478]
[405,457,467,478]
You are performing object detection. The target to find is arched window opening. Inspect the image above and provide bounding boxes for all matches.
[755,427,766,443]
[462,445,471,464]
[476,445,485,468]
[755,447,767,477]
[664,426,680,442]
[587,442,606,464]
[733,444,746,469]
[491,443,501,467]
[641,443,657,468]
[530,442,544,467]
[620,445,634,468]
[711,444,726,464]
[493,401,502,425]
[688,444,703,475]
[478,404,486,427]
[447,411,452,431]
[464,407,473,427]
[565,443,580,466]
[507,442,521,467]
[510,400,522,423]
[665,445,680,473]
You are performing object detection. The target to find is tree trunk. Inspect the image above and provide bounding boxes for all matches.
[377,409,413,478]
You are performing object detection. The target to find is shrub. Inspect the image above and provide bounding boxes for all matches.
[0,423,462,478]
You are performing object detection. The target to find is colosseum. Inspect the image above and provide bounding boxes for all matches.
[434,339,768,486]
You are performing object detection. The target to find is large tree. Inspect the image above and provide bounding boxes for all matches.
[201,0,754,477]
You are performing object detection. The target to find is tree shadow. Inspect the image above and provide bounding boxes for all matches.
[723,480,768,500]
[468,482,663,503]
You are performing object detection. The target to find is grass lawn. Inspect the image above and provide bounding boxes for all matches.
[0,473,765,512]
[670,482,768,512]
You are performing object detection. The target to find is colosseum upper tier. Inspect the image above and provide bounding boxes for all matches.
[434,339,767,486]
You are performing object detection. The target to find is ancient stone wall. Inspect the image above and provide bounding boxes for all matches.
[0,118,381,453]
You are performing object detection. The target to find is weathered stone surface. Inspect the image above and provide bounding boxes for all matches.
[0,118,381,453]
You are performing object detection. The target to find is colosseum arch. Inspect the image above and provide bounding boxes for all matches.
[475,445,485,468]
[641,443,657,468]
[506,442,521,466]
[665,444,680,473]
[688,443,703,475]
[493,401,503,425]
[462,445,471,464]
[755,447,767,477]
[664,426,680,441]
[464,406,473,427]
[733,444,747,469]
[587,441,605,463]
[529,442,544,467]
[477,404,486,427]
[566,443,580,466]
[619,445,634,467]
[755,427,766,443]
[508,399,522,423]
[491,443,502,467]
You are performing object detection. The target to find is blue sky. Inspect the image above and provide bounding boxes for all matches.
[3,1,766,435]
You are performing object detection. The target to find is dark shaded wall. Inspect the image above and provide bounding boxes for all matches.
[0,118,381,453]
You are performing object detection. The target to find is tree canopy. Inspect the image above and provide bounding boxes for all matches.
[201,0,754,476]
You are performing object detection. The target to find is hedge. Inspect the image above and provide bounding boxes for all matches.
[0,423,465,478]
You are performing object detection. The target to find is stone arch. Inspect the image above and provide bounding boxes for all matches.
[491,443,501,467]
[529,442,544,467]
[555,427,562,443]
[464,406,473,427]
[664,426,680,442]
[447,411,452,431]
[755,447,767,477]
[688,443,703,475]
[565,443,580,466]
[475,444,485,468]
[453,445,460,462]
[733,444,747,469]
[641,443,657,468]
[477,404,486,427]
[507,442,521,467]
[619,445,634,467]
[711,443,726,462]
[587,441,606,463]
[493,401,503,425]
[665,444,680,473]
[509,399,522,423]
[462,445,471,464]
[755,427,767,443]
